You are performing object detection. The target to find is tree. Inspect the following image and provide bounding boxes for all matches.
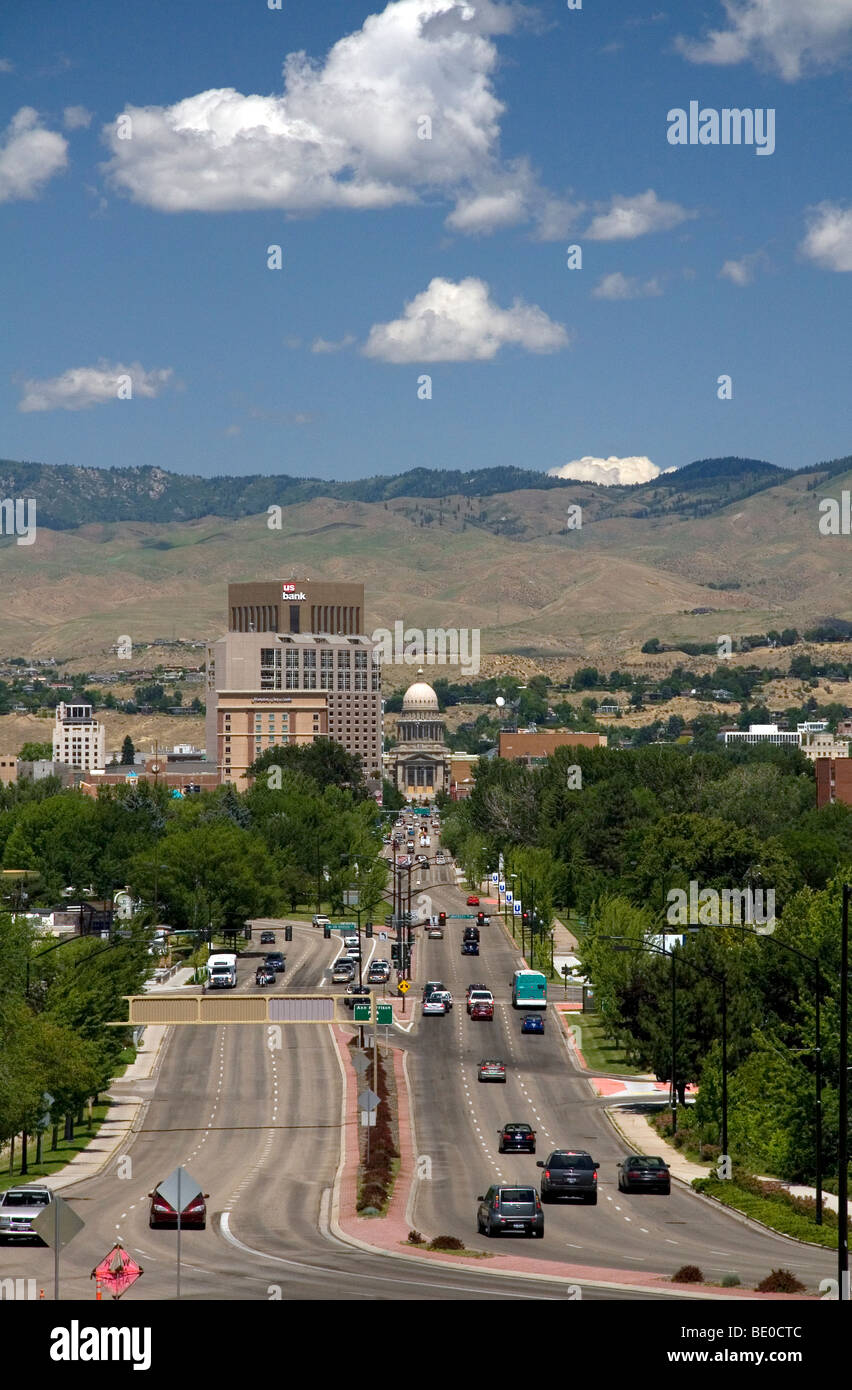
[120,735,135,766]
[129,823,279,932]
[18,742,52,762]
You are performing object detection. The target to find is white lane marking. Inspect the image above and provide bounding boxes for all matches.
[665,1238,679,1244]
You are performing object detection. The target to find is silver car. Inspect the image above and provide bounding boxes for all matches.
[0,1186,53,1242]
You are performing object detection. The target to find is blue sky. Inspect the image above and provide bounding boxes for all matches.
[1,0,851,485]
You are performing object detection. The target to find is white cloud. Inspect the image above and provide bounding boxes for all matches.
[548,455,671,486]
[18,361,173,412]
[0,107,67,203]
[100,0,569,236]
[591,271,662,300]
[800,203,852,271]
[363,275,570,362]
[584,189,695,241]
[0,58,14,74]
[719,250,767,285]
[311,333,356,354]
[63,105,93,130]
[675,0,852,80]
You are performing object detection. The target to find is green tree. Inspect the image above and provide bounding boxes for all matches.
[120,735,135,766]
[18,741,52,762]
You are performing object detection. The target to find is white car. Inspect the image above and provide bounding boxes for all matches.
[422,995,448,1015]
[467,990,494,1014]
[0,1186,53,1242]
[343,934,360,949]
[431,989,453,1010]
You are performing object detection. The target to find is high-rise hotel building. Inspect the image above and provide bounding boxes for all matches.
[206,579,382,788]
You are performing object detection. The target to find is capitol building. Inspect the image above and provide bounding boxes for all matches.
[388,670,450,801]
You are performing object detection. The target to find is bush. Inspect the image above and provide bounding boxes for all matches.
[427,1235,465,1251]
[720,1273,741,1287]
[755,1268,806,1294]
[672,1265,704,1284]
[407,1230,425,1245]
[357,1182,386,1211]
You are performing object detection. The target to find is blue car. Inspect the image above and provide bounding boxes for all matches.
[521,1014,545,1035]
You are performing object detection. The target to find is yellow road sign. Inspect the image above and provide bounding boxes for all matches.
[397,980,411,994]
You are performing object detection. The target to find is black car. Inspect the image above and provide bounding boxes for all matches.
[537,1150,600,1205]
[255,965,275,986]
[259,930,276,945]
[498,1123,536,1154]
[617,1155,671,1194]
[342,984,371,1010]
[461,940,479,956]
[476,1186,543,1238]
[264,952,286,973]
[463,926,480,941]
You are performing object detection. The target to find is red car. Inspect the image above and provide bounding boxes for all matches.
[149,1185,209,1230]
[470,1000,494,1020]
[466,895,479,906]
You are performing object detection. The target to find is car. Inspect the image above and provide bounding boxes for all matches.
[345,945,362,960]
[422,980,444,999]
[259,930,276,945]
[469,999,494,1020]
[467,989,494,1014]
[312,915,331,930]
[430,989,453,1010]
[369,959,390,977]
[255,965,276,986]
[478,1059,507,1082]
[521,1014,545,1034]
[462,940,480,956]
[463,926,480,941]
[617,1155,671,1194]
[466,895,480,906]
[343,934,360,949]
[264,952,285,973]
[149,1184,208,1230]
[476,1185,543,1239]
[466,982,488,998]
[0,1186,53,1242]
[422,995,448,1015]
[332,963,356,983]
[343,984,372,1010]
[435,855,446,865]
[427,925,443,938]
[498,1123,536,1154]
[537,1150,600,1205]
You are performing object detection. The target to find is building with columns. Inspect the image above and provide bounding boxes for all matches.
[389,670,449,801]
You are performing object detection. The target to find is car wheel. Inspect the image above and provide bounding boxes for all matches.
[586,1193,598,1206]
[498,1145,503,1154]
[530,1147,536,1155]
[486,1220,497,1238]
[534,1228,544,1239]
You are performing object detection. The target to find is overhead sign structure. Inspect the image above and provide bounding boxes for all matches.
[92,1244,144,1300]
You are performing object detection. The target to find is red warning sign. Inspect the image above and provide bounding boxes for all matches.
[91,1243,143,1300]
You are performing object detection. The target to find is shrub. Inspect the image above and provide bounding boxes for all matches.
[427,1235,465,1251]
[672,1265,704,1284]
[407,1230,425,1245]
[720,1273,741,1287]
[756,1268,806,1294]
[357,1182,386,1211]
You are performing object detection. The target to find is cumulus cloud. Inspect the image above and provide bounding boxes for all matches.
[548,455,671,486]
[675,0,852,80]
[584,190,695,241]
[363,276,570,362]
[591,271,662,300]
[0,58,14,74]
[0,107,67,203]
[719,250,767,285]
[18,361,173,412]
[800,203,852,271]
[100,0,571,236]
[311,333,356,353]
[63,105,93,130]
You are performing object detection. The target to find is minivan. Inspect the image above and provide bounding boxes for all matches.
[476,1185,543,1238]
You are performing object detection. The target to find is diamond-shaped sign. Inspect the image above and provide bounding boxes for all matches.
[32,1194,85,1249]
[92,1243,144,1300]
[351,1052,370,1075]
[397,979,410,994]
[156,1165,203,1215]
[358,1088,381,1112]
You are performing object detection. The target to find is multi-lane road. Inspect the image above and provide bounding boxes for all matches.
[0,827,835,1300]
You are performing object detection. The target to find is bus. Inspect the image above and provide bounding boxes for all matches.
[511,969,547,1009]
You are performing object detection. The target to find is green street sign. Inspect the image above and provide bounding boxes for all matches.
[449,914,475,919]
[377,1004,393,1026]
[353,1003,371,1022]
[332,923,357,931]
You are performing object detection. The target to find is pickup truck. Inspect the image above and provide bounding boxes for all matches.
[312,914,331,930]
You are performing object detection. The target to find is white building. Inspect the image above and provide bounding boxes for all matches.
[723,724,800,747]
[52,701,105,773]
[801,731,850,762]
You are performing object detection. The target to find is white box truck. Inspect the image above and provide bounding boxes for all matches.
[207,952,237,989]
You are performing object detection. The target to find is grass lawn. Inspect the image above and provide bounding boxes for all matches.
[567,1012,641,1075]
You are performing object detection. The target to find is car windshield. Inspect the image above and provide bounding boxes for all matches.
[549,1153,594,1169]
[3,1191,50,1206]
[500,1189,536,1204]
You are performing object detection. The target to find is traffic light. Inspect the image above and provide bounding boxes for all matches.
[284,925,293,942]
[476,911,485,926]
[391,942,400,966]
[365,921,373,938]
[522,911,530,927]
[403,912,412,927]
[323,924,331,939]
[438,911,446,926]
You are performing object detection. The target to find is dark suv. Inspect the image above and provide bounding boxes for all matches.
[498,1123,536,1154]
[264,952,286,974]
[476,1185,543,1238]
[463,926,480,942]
[538,1150,599,1204]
